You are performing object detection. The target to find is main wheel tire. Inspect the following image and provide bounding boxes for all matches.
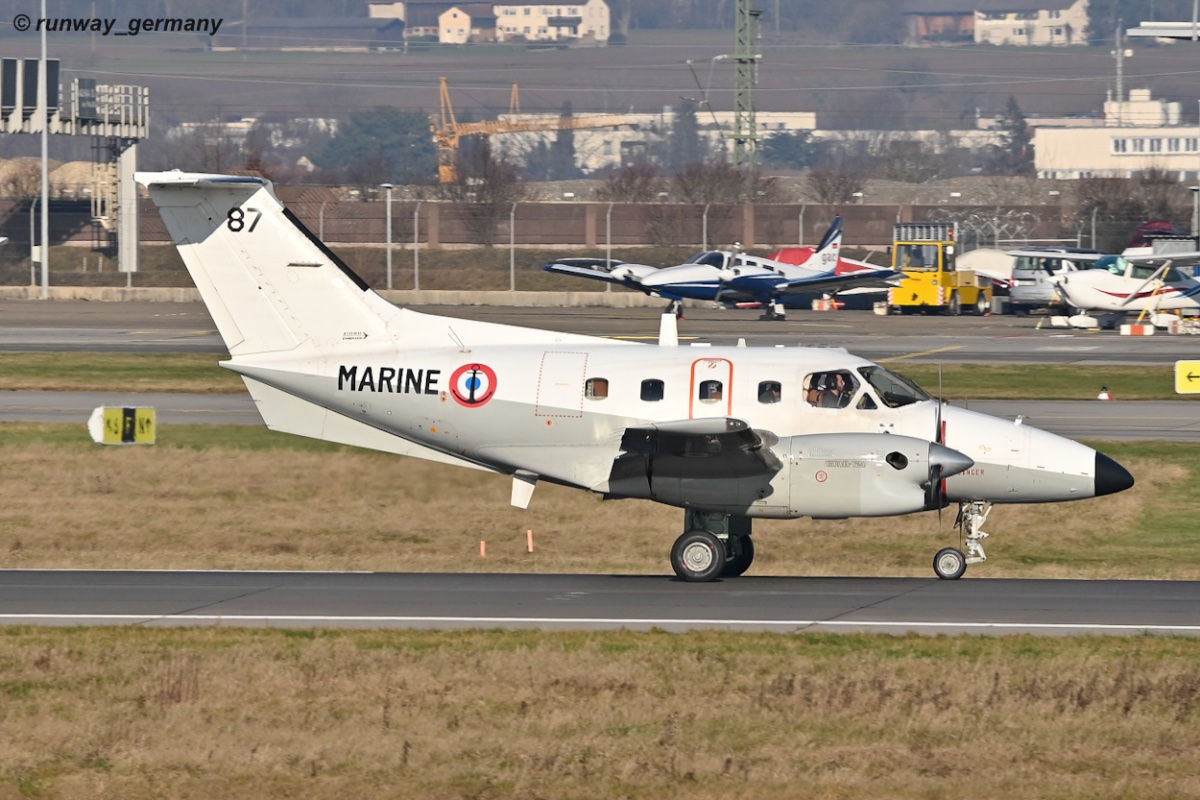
[720,536,755,578]
[946,293,961,316]
[671,529,726,582]
[933,547,967,580]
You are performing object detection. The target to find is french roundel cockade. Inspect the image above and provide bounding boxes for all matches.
[449,363,498,407]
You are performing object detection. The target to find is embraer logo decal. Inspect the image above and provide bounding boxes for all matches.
[338,365,440,395]
[450,363,498,407]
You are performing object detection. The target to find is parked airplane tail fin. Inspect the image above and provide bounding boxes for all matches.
[812,216,843,271]
[137,171,400,357]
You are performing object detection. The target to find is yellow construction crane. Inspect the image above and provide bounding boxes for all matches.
[433,77,628,183]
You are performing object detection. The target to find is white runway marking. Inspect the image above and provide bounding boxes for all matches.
[2,614,1197,634]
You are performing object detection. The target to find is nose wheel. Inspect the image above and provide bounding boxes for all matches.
[933,547,967,580]
[932,501,992,580]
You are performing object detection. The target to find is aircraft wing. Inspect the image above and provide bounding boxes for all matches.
[542,258,659,290]
[614,417,782,480]
[1006,249,1107,266]
[769,268,904,296]
[1123,251,1200,267]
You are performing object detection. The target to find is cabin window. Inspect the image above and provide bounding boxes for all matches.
[641,379,664,401]
[585,378,609,399]
[758,381,782,403]
[698,380,723,402]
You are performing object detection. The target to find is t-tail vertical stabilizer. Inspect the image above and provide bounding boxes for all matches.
[136,171,402,358]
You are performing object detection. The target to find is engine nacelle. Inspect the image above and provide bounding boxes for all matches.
[605,428,972,519]
[779,432,972,519]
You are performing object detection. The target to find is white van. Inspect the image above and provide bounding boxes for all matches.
[1007,246,1101,315]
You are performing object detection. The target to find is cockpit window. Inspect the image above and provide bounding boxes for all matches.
[856,366,930,408]
[686,252,727,268]
[1094,255,1129,276]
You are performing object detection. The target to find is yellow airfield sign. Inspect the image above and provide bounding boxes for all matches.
[1174,361,1200,394]
[87,406,156,445]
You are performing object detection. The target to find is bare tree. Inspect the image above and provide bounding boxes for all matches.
[1072,169,1191,252]
[437,140,526,247]
[877,140,941,183]
[0,159,45,198]
[595,164,666,203]
[805,168,866,204]
[671,162,747,204]
[667,161,790,204]
[172,121,243,174]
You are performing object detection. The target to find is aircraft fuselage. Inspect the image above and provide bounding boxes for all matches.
[227,324,1117,519]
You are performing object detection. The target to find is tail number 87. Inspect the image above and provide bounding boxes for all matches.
[226,207,262,232]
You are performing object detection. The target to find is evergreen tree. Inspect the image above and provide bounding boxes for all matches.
[548,101,581,180]
[760,131,816,170]
[317,106,437,185]
[990,96,1034,176]
[666,99,704,171]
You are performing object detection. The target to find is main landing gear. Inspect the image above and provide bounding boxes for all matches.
[932,501,992,580]
[758,300,787,321]
[666,299,684,318]
[670,510,754,582]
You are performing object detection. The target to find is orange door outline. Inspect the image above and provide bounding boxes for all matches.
[689,358,733,418]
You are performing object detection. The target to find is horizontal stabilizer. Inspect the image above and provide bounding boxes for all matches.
[240,377,495,473]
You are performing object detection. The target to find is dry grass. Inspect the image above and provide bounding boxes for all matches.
[0,427,1194,579]
[0,627,1196,799]
[0,433,1197,799]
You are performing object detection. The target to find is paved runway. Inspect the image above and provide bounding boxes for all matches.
[1,571,1196,636]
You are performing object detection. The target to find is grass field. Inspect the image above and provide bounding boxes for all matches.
[0,424,1195,579]
[0,627,1197,800]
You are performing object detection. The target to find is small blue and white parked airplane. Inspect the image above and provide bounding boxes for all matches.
[1015,248,1200,328]
[138,171,1134,581]
[543,217,902,320]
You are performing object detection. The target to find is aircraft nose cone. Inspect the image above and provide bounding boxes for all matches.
[1095,452,1135,496]
[929,442,975,479]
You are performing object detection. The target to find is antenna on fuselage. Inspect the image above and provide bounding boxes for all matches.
[448,327,470,353]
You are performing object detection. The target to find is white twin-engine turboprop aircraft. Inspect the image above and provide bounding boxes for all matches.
[138,171,1135,582]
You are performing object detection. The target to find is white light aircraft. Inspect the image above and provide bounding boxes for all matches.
[1044,252,1200,328]
[138,171,1135,581]
[543,217,902,320]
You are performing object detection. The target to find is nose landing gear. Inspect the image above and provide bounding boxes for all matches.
[933,501,992,580]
